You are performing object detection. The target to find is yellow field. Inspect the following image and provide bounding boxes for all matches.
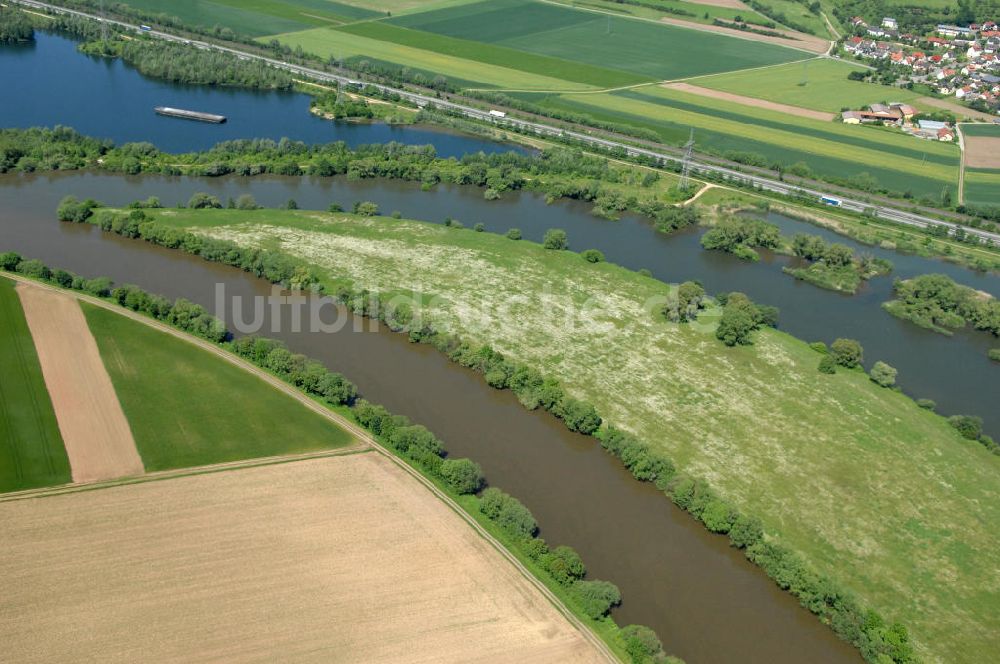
[270,26,599,90]
[0,452,606,663]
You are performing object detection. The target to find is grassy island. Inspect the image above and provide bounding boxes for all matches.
[111,205,1000,664]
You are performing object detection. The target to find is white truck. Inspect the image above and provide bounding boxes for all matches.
[488,109,506,119]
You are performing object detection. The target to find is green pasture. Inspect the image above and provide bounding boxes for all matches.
[694,58,926,112]
[387,0,806,80]
[545,0,776,28]
[530,86,959,196]
[83,304,354,471]
[964,169,1000,206]
[148,206,1000,663]
[0,277,70,493]
[271,26,600,89]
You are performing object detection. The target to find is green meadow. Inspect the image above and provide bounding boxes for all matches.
[83,303,354,471]
[694,58,927,112]
[0,278,70,493]
[147,207,1000,663]
[528,86,959,196]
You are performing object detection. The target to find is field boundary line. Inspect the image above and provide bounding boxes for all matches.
[0,273,619,664]
[957,123,966,205]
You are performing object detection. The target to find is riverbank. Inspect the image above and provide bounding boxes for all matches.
[110,205,1000,663]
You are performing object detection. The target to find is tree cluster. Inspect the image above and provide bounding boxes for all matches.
[701,217,780,262]
[714,292,779,346]
[230,336,357,406]
[885,274,1000,337]
[0,7,34,43]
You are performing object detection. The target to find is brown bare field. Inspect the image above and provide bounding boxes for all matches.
[918,96,997,122]
[659,17,829,54]
[15,284,142,483]
[0,452,607,663]
[664,81,835,120]
[963,136,1000,169]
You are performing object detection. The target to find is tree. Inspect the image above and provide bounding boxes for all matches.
[569,580,621,619]
[581,249,604,263]
[188,192,222,209]
[620,625,666,663]
[0,251,21,271]
[439,458,484,494]
[353,201,379,216]
[542,546,585,585]
[715,293,760,346]
[285,198,298,210]
[473,222,485,232]
[949,415,983,441]
[729,514,763,549]
[830,338,863,368]
[869,361,897,388]
[543,228,568,250]
[506,228,522,240]
[235,194,258,210]
[818,354,837,374]
[701,500,735,533]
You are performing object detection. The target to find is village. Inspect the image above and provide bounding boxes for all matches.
[841,17,1000,119]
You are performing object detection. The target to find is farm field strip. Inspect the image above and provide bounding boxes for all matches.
[385,0,806,79]
[654,15,830,53]
[0,452,609,664]
[83,303,355,471]
[540,90,957,195]
[964,169,1000,206]
[15,283,142,484]
[269,26,601,90]
[662,82,835,121]
[0,278,69,493]
[690,58,925,113]
[334,19,649,87]
[151,207,1000,662]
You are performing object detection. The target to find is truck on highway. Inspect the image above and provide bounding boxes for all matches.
[139,24,152,32]
[820,196,842,207]
[489,109,506,119]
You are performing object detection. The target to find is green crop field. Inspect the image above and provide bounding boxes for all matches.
[546,0,776,29]
[83,304,354,471]
[113,0,380,36]
[526,86,959,196]
[272,26,600,90]
[960,123,1000,138]
[333,20,649,87]
[0,278,70,493]
[386,0,806,79]
[146,207,1000,663]
[694,58,927,112]
[964,169,1000,206]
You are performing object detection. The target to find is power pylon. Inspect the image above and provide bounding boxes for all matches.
[679,129,695,190]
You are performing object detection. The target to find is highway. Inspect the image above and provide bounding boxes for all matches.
[13,0,1000,246]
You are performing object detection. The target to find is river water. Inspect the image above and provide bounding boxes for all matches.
[0,32,523,156]
[3,27,999,664]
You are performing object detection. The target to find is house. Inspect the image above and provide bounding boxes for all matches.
[891,103,917,119]
[937,127,955,141]
[842,110,862,124]
[956,85,975,98]
[937,25,975,38]
[882,17,897,31]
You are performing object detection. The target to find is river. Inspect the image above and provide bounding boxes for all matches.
[3,27,999,664]
[0,31,523,156]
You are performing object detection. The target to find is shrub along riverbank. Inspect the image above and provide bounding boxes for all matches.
[0,251,669,664]
[69,204,1000,664]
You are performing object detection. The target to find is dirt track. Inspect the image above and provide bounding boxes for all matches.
[0,453,607,663]
[659,17,830,54]
[16,284,142,483]
[684,0,748,8]
[963,136,1000,169]
[664,82,835,120]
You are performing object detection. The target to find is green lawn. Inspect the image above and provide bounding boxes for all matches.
[83,303,354,471]
[531,86,959,196]
[387,0,806,79]
[0,278,70,493]
[147,207,1000,663]
[693,58,927,112]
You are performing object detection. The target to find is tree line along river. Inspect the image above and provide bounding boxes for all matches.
[3,28,999,664]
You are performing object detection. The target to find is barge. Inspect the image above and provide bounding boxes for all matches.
[154,106,227,123]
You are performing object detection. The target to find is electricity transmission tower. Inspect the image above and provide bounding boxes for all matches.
[680,129,695,190]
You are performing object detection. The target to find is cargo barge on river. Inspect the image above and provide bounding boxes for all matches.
[154,106,226,123]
